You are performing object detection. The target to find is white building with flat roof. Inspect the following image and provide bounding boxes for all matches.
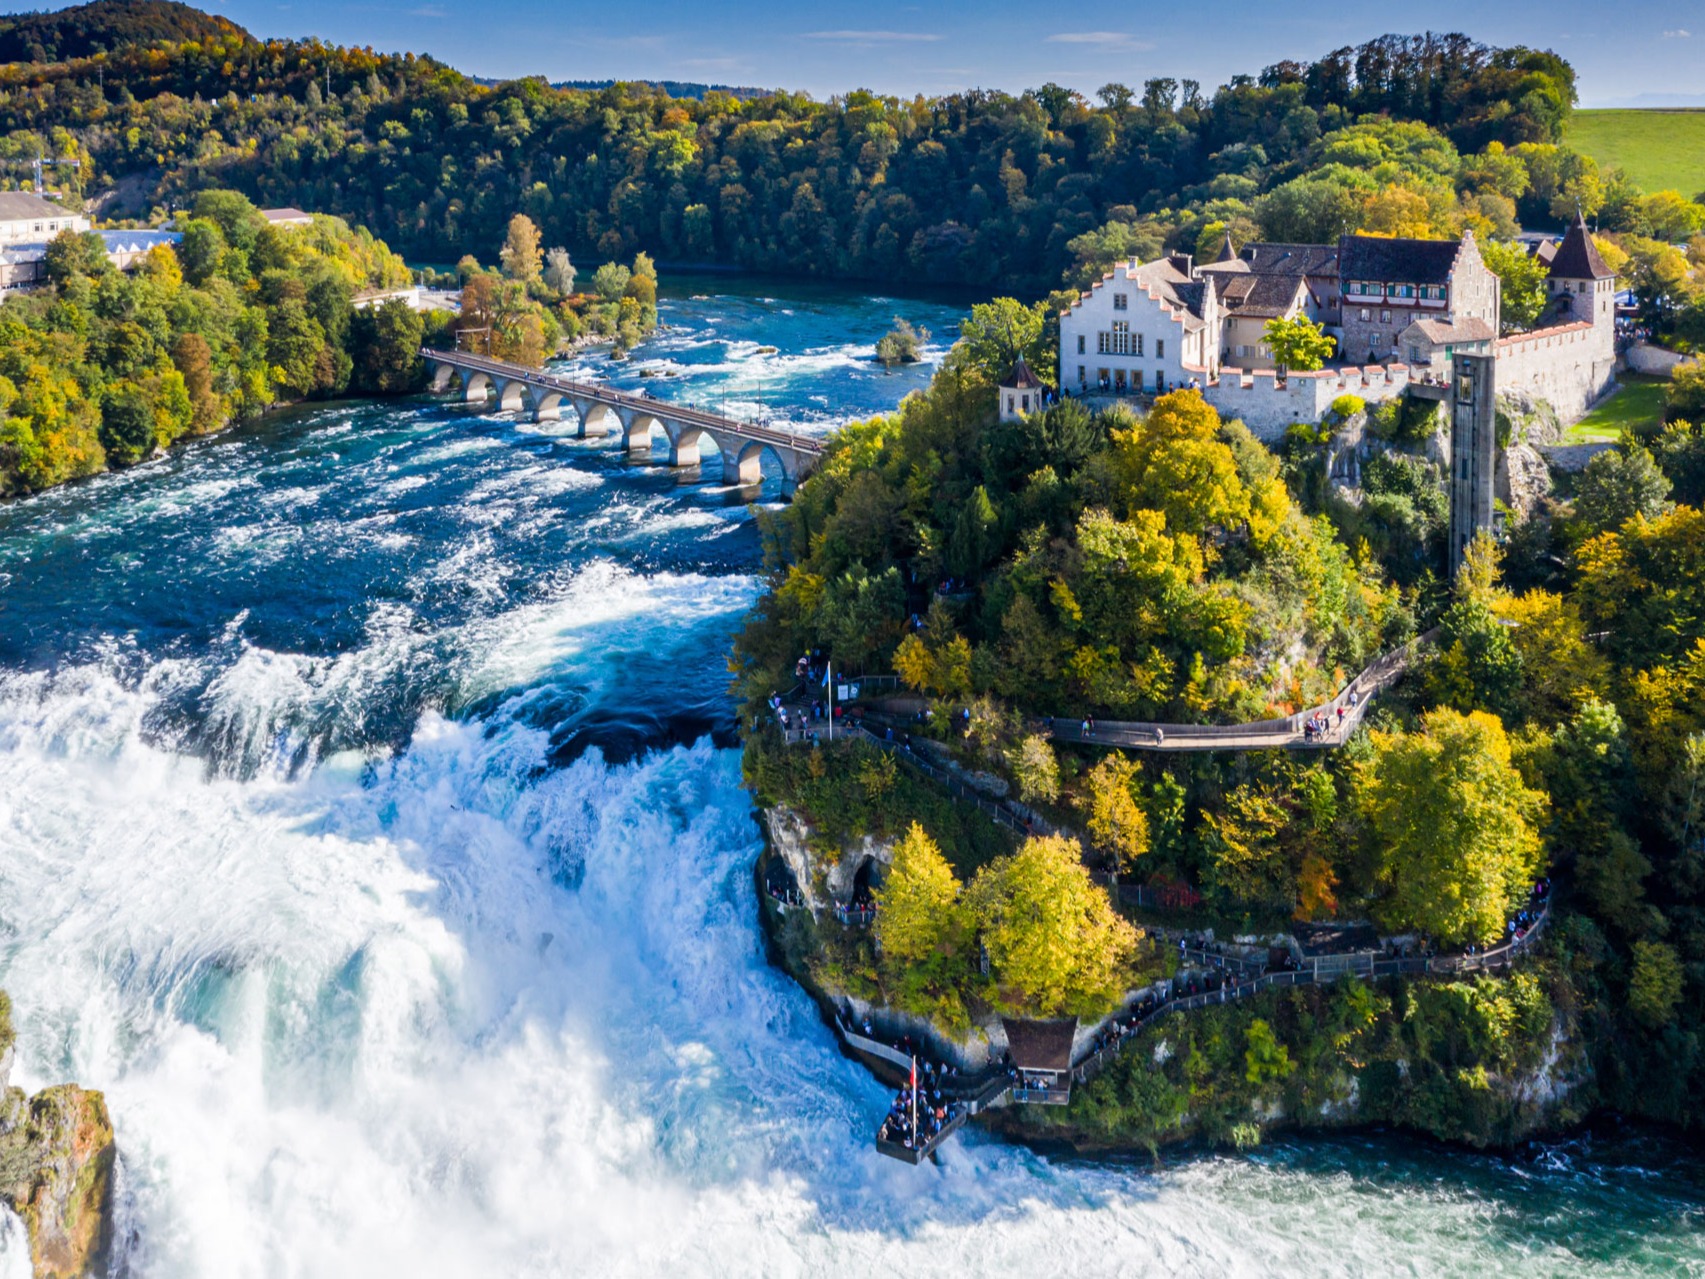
[0,190,90,245]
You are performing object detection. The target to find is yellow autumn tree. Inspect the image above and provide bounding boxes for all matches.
[1360,708,1547,945]
[968,834,1139,1017]
[1080,754,1150,874]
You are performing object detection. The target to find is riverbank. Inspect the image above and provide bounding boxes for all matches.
[751,808,1601,1162]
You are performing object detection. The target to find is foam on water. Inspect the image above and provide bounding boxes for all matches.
[0,280,1700,1277]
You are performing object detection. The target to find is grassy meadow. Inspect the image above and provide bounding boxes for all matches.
[1565,110,1705,198]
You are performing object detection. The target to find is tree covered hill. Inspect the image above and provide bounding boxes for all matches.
[0,0,246,64]
[0,15,1594,293]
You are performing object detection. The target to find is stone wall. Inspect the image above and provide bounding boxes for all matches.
[1493,322,1615,425]
[1625,343,1688,377]
[1201,363,1421,440]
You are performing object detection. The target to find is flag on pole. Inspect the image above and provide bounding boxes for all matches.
[910,1054,917,1141]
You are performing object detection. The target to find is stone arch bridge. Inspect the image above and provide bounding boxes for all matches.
[422,349,824,484]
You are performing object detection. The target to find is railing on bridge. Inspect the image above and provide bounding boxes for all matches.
[422,348,824,457]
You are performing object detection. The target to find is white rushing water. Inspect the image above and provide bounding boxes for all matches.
[3,605,1700,1277]
[0,290,1699,1275]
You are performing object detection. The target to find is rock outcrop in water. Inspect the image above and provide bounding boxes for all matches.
[0,995,116,1279]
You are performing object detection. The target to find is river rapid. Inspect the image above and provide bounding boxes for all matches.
[0,275,1699,1277]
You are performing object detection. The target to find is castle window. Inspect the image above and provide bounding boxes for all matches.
[1077,334,1085,354]
[1077,364,1086,384]
[1381,310,1391,324]
[1360,308,1370,322]
[1156,339,1164,359]
[1113,292,1128,311]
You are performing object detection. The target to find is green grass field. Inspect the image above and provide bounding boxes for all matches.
[1565,110,1705,198]
[1565,374,1669,443]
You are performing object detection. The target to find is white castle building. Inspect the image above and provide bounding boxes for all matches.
[1055,213,1617,438]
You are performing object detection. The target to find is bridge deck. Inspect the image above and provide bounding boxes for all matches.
[423,349,824,455]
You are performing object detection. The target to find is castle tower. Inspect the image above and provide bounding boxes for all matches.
[999,354,1044,422]
[1546,210,1617,374]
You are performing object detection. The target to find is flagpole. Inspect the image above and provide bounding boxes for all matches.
[910,1054,917,1143]
[827,659,833,743]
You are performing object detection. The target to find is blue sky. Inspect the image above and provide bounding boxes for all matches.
[198,0,1705,104]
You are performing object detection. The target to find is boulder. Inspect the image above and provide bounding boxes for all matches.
[0,1084,116,1279]
[1496,442,1553,519]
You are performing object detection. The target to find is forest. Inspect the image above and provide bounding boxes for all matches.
[0,19,1602,294]
[0,188,425,495]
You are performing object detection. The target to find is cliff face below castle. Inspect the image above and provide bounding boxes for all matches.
[0,999,116,1279]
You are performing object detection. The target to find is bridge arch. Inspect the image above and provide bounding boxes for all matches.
[727,439,775,485]
[429,361,459,394]
[493,378,528,413]
[574,400,618,438]
[620,411,666,455]
[665,422,730,468]
[525,387,565,422]
[460,370,493,403]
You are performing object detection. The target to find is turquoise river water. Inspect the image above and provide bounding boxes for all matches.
[0,275,1699,1276]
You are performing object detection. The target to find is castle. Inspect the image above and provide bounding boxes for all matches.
[1037,212,1617,440]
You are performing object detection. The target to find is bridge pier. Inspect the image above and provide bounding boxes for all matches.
[622,412,660,456]
[576,401,615,438]
[667,425,704,467]
[723,442,764,485]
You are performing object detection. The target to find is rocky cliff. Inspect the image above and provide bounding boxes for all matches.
[0,996,116,1279]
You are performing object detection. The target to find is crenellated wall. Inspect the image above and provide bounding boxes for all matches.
[1198,363,1427,440]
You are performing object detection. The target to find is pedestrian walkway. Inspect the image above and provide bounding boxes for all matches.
[865,885,1553,1164]
[1044,635,1423,752]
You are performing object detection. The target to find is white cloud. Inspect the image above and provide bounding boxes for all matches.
[801,30,941,43]
[1046,32,1156,51]
[1663,27,1691,37]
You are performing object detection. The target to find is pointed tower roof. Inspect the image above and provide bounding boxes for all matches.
[1215,229,1239,263]
[1006,353,1042,389]
[1547,210,1614,281]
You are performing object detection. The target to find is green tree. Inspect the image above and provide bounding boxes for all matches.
[42,229,108,286]
[350,298,425,394]
[592,262,631,303]
[1574,443,1672,533]
[98,382,155,465]
[1479,238,1550,331]
[174,218,227,287]
[1361,708,1547,945]
[959,298,1050,384]
[1667,361,1705,424]
[1244,1018,1296,1085]
[968,834,1138,1016]
[1629,940,1684,1027]
[1262,314,1335,372]
[876,317,927,366]
[1006,734,1060,805]
[192,189,267,253]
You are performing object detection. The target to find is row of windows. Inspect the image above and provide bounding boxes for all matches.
[1347,282,1447,301]
[1087,330,1164,358]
